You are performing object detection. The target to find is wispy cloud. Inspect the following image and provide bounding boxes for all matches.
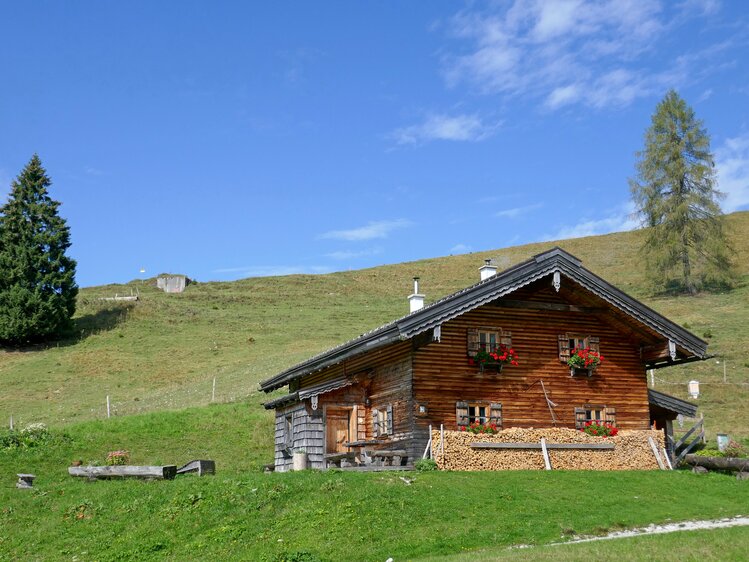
[324,247,384,260]
[716,133,749,213]
[443,0,726,111]
[84,166,105,176]
[449,243,472,254]
[213,265,331,277]
[391,114,500,145]
[495,202,543,218]
[544,202,638,240]
[319,219,413,241]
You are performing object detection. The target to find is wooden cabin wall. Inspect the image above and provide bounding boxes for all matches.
[274,341,416,468]
[412,285,651,446]
[274,402,323,471]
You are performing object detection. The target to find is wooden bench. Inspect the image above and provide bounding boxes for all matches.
[369,449,408,467]
[16,474,36,489]
[324,452,357,468]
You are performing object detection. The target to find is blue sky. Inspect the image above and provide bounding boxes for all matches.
[1,1,748,287]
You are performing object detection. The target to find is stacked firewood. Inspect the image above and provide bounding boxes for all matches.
[431,427,664,471]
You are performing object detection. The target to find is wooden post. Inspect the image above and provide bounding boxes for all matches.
[440,424,444,458]
[423,424,433,459]
[106,395,111,419]
[648,436,665,470]
[212,377,216,402]
[9,415,13,431]
[540,438,552,470]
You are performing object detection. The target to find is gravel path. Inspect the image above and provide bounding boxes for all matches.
[553,515,749,545]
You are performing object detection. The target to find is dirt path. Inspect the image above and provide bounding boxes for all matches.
[552,515,749,545]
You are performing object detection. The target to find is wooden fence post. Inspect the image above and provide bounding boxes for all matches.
[9,415,13,430]
[212,377,216,402]
[106,395,111,419]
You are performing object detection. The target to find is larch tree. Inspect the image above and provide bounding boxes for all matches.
[629,90,735,295]
[0,155,78,344]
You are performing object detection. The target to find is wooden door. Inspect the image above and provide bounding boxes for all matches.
[326,408,351,454]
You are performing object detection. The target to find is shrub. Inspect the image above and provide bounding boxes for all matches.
[724,440,747,458]
[0,423,57,449]
[106,450,130,465]
[414,458,438,472]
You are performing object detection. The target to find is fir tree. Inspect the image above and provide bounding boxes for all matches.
[0,155,78,344]
[629,90,735,295]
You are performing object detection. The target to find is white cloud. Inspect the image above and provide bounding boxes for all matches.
[716,133,749,213]
[449,243,472,254]
[391,114,500,145]
[495,202,543,218]
[212,265,331,277]
[324,247,384,260]
[544,202,638,240]
[443,0,724,111]
[319,219,413,241]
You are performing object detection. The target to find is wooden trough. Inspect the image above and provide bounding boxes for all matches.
[68,465,177,480]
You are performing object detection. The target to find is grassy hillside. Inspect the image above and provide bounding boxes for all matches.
[1,404,747,560]
[1,212,748,438]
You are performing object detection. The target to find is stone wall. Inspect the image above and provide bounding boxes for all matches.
[431,427,665,471]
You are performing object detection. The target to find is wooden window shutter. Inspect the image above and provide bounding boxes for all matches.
[588,336,600,353]
[467,329,479,357]
[604,407,616,425]
[500,331,512,347]
[456,401,469,426]
[372,409,380,437]
[574,407,586,429]
[490,403,503,427]
[558,334,571,362]
[386,404,394,435]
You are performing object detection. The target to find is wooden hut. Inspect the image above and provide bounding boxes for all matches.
[260,248,705,471]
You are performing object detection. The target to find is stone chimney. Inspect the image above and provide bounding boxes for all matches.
[479,259,498,281]
[408,277,425,313]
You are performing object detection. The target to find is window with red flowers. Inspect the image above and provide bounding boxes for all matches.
[558,333,600,363]
[467,327,512,356]
[456,401,502,428]
[574,405,616,428]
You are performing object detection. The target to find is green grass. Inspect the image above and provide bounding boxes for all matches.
[1,404,748,561]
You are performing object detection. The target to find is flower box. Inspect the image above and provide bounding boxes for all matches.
[570,367,594,377]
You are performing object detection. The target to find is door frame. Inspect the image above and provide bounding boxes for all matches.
[323,404,358,454]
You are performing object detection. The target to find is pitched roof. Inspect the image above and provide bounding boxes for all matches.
[648,389,699,418]
[259,247,708,392]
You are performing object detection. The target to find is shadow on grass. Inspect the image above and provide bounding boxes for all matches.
[1,302,136,352]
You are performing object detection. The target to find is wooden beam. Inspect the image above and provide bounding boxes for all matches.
[492,300,604,313]
[68,465,177,480]
[648,437,666,470]
[470,442,614,450]
[540,438,552,470]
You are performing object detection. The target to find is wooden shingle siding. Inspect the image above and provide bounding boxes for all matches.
[274,402,324,471]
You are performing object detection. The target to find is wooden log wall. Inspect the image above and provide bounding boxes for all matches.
[274,341,416,469]
[413,284,651,440]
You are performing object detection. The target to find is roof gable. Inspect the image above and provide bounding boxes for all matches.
[260,247,708,392]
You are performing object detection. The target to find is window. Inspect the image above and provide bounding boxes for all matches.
[284,414,293,449]
[558,333,600,363]
[574,405,616,428]
[456,401,502,427]
[372,404,393,437]
[468,327,512,357]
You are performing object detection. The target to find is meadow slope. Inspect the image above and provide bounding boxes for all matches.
[1,212,748,438]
